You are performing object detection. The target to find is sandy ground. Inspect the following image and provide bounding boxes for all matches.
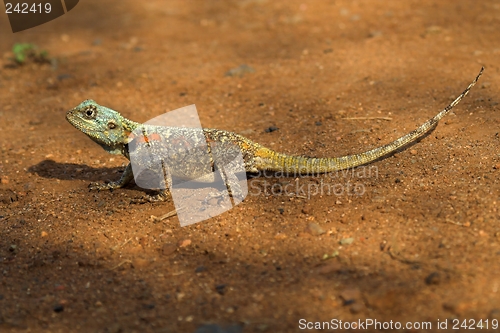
[0,1,499,332]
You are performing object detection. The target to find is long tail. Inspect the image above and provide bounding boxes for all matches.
[255,67,484,173]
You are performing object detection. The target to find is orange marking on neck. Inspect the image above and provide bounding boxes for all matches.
[128,132,162,144]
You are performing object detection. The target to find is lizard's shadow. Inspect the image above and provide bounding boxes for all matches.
[28,160,238,191]
[28,160,126,182]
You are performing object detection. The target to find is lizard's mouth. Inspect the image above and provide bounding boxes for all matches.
[65,108,77,124]
[66,109,97,140]
[66,108,87,130]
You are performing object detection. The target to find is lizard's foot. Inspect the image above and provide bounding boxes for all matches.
[88,181,124,191]
[202,190,229,206]
[131,190,171,204]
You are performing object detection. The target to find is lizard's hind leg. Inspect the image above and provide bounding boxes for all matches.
[201,169,246,206]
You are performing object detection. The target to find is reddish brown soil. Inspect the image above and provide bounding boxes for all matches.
[1,1,499,332]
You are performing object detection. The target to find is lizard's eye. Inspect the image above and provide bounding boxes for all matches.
[108,121,116,129]
[84,106,97,118]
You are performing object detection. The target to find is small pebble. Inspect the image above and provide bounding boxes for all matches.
[302,204,313,215]
[225,64,255,77]
[53,304,64,313]
[339,288,361,305]
[426,25,442,34]
[54,285,65,291]
[161,243,177,256]
[178,239,191,248]
[215,284,226,295]
[57,74,72,81]
[265,126,279,133]
[371,196,385,203]
[350,302,364,314]
[195,266,206,273]
[425,271,441,285]
[8,244,17,253]
[368,30,383,38]
[306,223,325,236]
[339,237,354,245]
[316,261,342,274]
[274,233,287,240]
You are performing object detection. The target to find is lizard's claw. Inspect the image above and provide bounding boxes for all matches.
[88,181,120,191]
[202,191,228,205]
[88,182,102,191]
[130,191,171,204]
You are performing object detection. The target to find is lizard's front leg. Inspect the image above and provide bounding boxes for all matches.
[89,163,134,191]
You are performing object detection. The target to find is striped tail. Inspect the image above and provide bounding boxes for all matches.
[256,67,484,174]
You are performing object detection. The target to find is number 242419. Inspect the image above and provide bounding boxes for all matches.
[5,3,52,14]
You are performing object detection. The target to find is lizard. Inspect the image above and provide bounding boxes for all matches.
[66,67,483,202]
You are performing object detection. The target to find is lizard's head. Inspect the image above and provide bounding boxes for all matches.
[66,100,136,155]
